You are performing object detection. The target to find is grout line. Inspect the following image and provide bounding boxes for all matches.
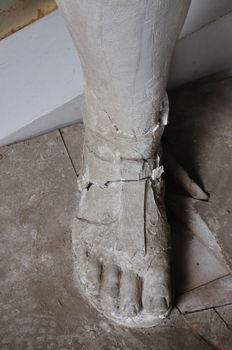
[143,179,148,256]
[214,307,232,330]
[176,301,232,315]
[176,305,214,315]
[59,129,79,179]
[176,273,231,296]
[176,306,216,349]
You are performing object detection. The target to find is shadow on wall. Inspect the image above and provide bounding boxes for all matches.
[180,0,232,38]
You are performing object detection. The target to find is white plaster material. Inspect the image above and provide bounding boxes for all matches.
[163,147,209,201]
[57,0,191,327]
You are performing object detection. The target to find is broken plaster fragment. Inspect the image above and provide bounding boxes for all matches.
[160,93,169,126]
[152,166,164,183]
[163,147,209,201]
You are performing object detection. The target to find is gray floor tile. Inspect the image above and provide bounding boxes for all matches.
[60,123,84,175]
[165,78,232,269]
[216,304,232,329]
[172,221,228,294]
[177,274,232,313]
[184,308,232,350]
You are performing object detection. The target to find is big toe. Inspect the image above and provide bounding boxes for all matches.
[142,270,171,316]
[73,244,102,296]
[100,264,120,311]
[118,271,141,317]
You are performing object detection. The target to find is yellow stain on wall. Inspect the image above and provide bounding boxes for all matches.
[0,0,58,40]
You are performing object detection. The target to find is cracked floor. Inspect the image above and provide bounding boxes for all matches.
[0,76,232,349]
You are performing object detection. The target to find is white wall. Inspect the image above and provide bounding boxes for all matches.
[0,1,232,146]
[180,0,232,38]
[0,11,83,145]
[169,11,232,88]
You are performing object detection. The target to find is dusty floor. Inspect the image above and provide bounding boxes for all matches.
[0,77,232,349]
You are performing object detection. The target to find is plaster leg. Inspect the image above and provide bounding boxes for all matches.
[57,0,191,327]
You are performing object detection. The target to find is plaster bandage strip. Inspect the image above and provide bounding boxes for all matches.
[81,146,154,186]
[83,123,164,160]
[82,93,169,160]
[79,123,167,187]
[83,92,169,136]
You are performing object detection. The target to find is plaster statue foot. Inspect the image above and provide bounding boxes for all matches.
[72,165,172,328]
[56,0,191,328]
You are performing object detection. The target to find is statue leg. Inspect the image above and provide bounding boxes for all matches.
[56,0,191,327]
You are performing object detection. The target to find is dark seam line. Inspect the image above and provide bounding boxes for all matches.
[59,129,79,179]
[214,307,232,330]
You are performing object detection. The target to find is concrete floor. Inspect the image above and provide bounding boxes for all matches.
[0,77,232,349]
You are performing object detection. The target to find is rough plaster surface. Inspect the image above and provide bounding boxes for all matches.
[62,121,231,298]
[56,0,191,326]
